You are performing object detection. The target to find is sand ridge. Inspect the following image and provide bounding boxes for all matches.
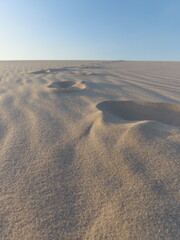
[0,61,180,240]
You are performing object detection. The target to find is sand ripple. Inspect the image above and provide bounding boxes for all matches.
[0,61,179,240]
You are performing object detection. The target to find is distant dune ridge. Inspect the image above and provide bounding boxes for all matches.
[0,61,180,239]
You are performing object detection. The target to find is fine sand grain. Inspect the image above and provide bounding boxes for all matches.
[0,61,180,240]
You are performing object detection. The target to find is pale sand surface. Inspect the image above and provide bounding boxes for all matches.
[0,61,180,239]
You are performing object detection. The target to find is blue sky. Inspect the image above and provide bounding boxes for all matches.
[0,0,180,60]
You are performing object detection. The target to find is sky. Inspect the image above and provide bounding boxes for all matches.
[0,0,180,60]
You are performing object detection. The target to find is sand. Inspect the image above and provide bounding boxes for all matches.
[0,61,179,240]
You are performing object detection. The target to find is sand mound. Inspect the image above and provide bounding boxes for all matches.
[47,80,86,90]
[97,100,180,126]
[80,111,180,240]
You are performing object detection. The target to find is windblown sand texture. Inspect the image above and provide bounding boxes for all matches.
[0,61,180,240]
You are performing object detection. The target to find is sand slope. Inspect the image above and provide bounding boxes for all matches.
[0,61,180,240]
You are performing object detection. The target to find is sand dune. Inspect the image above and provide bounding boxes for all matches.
[0,61,180,240]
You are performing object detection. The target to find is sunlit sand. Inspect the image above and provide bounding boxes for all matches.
[0,61,179,239]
